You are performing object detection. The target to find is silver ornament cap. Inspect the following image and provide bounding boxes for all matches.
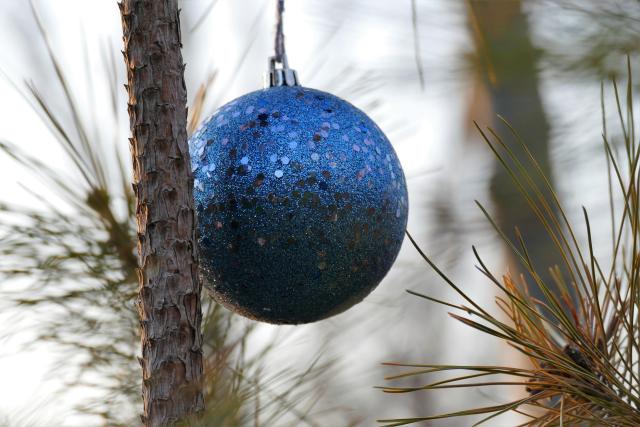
[264,54,299,88]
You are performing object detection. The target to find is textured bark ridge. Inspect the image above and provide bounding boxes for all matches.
[119,1,204,425]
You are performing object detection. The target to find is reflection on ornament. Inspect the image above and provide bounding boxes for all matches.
[190,85,408,324]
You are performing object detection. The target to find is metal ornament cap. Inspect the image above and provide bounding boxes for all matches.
[189,84,408,324]
[264,55,299,88]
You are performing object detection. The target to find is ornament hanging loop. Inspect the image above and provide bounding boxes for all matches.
[274,0,286,63]
[264,0,300,88]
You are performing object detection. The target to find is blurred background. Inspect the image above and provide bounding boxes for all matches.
[0,0,638,425]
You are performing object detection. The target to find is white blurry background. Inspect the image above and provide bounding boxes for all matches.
[0,0,621,425]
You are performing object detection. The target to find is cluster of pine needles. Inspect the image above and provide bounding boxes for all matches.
[0,5,331,426]
[381,67,640,426]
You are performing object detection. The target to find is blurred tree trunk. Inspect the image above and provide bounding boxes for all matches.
[467,0,559,302]
[120,1,204,425]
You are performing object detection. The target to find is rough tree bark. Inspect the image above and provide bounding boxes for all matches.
[119,1,204,425]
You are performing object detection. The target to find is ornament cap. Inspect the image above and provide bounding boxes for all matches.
[264,55,300,88]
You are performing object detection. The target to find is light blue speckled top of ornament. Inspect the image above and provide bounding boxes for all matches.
[189,85,408,324]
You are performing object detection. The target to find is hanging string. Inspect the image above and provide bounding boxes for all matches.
[274,0,286,65]
[266,0,298,86]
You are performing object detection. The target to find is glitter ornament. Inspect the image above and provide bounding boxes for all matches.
[189,1,408,324]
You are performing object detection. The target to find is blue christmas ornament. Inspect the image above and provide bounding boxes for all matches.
[189,10,407,323]
[189,82,408,324]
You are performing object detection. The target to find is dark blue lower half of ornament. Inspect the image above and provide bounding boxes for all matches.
[191,85,408,324]
[198,198,404,324]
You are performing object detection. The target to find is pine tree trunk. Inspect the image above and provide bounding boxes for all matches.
[119,1,204,425]
[466,0,559,302]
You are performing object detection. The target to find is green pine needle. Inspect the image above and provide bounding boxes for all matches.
[381,64,640,426]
